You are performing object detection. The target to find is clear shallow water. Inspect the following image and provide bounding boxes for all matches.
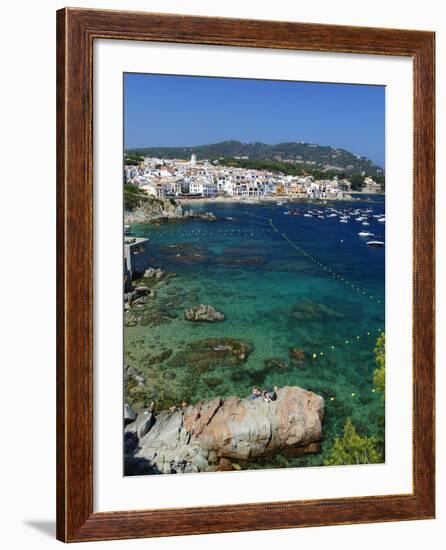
[125,198,385,467]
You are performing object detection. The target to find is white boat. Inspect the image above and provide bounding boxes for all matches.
[340,218,348,223]
[355,217,364,221]
[304,213,313,218]
[362,221,370,226]
[276,201,284,206]
[366,240,385,247]
[358,231,374,237]
[378,217,386,223]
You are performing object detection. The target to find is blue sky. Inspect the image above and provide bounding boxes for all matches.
[124,73,385,167]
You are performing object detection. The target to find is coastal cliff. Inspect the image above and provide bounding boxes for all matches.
[125,386,324,475]
[124,197,216,224]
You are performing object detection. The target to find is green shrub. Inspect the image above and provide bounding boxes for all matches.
[124,184,149,210]
[124,153,144,165]
[373,332,385,395]
[349,173,365,190]
[324,418,383,466]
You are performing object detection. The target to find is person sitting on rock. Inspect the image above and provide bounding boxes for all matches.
[169,405,177,413]
[263,388,277,403]
[248,387,262,400]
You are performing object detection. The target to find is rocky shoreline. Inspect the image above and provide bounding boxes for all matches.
[124,386,324,475]
[124,197,217,224]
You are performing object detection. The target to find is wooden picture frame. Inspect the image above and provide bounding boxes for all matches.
[56,7,435,542]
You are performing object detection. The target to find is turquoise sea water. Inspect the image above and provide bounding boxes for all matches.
[125,197,385,468]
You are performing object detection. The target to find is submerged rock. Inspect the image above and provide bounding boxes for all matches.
[166,338,252,373]
[291,299,343,321]
[185,304,225,322]
[124,310,138,327]
[155,242,211,264]
[137,308,177,327]
[204,377,223,388]
[143,349,173,366]
[289,348,306,363]
[125,386,324,475]
[217,256,265,267]
[217,245,266,267]
[264,357,288,370]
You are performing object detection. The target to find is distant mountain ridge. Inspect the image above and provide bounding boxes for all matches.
[126,140,383,175]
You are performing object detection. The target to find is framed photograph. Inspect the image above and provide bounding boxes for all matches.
[56,8,435,542]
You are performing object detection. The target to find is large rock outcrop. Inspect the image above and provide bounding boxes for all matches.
[124,198,183,223]
[124,197,217,224]
[125,386,324,475]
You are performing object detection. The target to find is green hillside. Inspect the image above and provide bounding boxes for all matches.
[126,140,383,176]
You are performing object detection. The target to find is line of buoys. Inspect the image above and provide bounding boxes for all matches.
[242,210,271,222]
[139,215,384,309]
[268,218,384,307]
[307,327,383,360]
[302,327,384,402]
[306,327,383,400]
[148,229,273,237]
